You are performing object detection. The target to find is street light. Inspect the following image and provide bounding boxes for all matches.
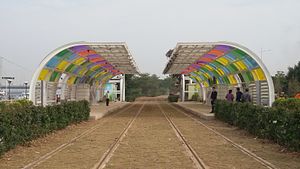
[260,48,271,61]
[7,79,12,100]
[24,81,28,99]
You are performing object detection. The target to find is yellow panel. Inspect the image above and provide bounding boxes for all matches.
[252,68,266,81]
[203,73,209,78]
[203,81,209,87]
[38,69,50,80]
[233,62,244,71]
[91,65,100,71]
[228,75,237,84]
[79,67,87,76]
[67,76,76,85]
[204,65,213,71]
[73,57,86,65]
[57,61,69,70]
[217,57,229,65]
[195,83,200,89]
[217,68,225,76]
[236,61,247,70]
[95,71,106,78]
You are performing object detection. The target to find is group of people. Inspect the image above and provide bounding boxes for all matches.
[210,87,251,113]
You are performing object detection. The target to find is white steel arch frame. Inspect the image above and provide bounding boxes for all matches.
[164,41,275,106]
[29,41,139,105]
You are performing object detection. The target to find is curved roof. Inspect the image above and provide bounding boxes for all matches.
[163,41,274,105]
[34,42,139,86]
[164,42,271,86]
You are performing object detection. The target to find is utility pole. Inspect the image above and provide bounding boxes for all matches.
[0,57,2,86]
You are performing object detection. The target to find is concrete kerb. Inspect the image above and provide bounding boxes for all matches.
[172,103,215,120]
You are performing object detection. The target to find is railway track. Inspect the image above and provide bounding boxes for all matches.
[158,103,209,169]
[22,103,139,169]
[166,103,278,169]
[92,103,145,169]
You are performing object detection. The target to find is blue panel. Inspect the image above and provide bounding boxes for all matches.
[66,54,78,62]
[46,57,60,68]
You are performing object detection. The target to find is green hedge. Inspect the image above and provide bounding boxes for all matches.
[168,95,179,102]
[215,99,300,151]
[0,100,90,156]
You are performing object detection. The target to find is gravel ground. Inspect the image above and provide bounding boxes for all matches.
[105,103,196,169]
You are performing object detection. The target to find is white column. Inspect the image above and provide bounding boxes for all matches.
[182,74,185,102]
[120,74,126,102]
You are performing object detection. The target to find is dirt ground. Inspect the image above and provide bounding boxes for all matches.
[0,101,299,169]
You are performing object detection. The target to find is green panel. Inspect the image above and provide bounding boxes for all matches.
[80,60,90,67]
[212,61,223,68]
[74,77,79,84]
[246,71,254,81]
[212,70,221,77]
[65,64,75,72]
[234,49,248,56]
[228,63,239,72]
[230,49,246,60]
[85,70,93,76]
[223,76,230,84]
[242,71,254,82]
[56,49,72,58]
[49,71,60,82]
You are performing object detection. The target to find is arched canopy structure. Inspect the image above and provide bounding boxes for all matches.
[163,42,274,106]
[30,42,139,105]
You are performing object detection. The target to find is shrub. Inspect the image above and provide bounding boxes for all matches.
[191,93,199,101]
[215,100,300,151]
[0,100,90,156]
[168,94,179,102]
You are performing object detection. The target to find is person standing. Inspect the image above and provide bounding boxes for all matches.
[210,86,218,113]
[105,91,110,106]
[225,89,234,102]
[236,87,243,102]
[242,88,251,103]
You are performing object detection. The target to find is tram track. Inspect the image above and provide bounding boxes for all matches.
[166,103,278,169]
[22,103,139,169]
[158,103,208,169]
[92,103,145,169]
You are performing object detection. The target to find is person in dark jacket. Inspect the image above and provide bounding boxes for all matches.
[210,86,218,113]
[242,88,251,103]
[236,87,243,102]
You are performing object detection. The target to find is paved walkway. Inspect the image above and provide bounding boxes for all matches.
[90,102,129,120]
[174,102,214,120]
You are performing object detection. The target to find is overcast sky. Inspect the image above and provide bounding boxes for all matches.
[0,0,300,84]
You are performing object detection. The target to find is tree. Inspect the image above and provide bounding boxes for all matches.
[272,71,287,97]
[125,74,177,101]
[286,61,300,96]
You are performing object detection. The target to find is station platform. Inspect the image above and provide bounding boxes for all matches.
[173,102,215,120]
[90,102,129,120]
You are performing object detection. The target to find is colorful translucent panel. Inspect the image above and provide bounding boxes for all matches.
[49,71,61,82]
[252,68,266,81]
[38,45,122,85]
[46,57,60,68]
[182,45,267,86]
[38,69,51,81]
[57,61,69,71]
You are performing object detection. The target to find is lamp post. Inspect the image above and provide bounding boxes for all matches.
[260,48,271,61]
[7,79,12,100]
[24,81,28,99]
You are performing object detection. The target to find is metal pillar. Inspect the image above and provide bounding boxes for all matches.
[120,74,126,101]
[182,74,185,102]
